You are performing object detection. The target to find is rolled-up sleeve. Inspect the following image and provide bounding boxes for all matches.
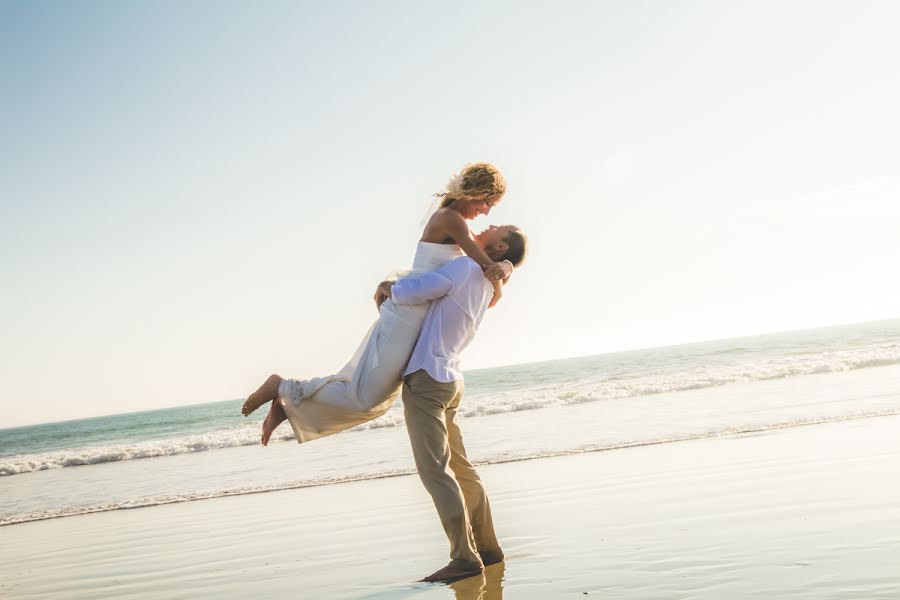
[391,270,454,305]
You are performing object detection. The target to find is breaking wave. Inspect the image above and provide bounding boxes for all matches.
[2,343,899,477]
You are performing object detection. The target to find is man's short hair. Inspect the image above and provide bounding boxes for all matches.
[498,229,528,267]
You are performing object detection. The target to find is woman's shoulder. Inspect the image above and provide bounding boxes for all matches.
[430,207,467,223]
[421,208,465,242]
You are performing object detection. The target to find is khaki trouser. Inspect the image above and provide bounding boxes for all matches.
[402,369,501,568]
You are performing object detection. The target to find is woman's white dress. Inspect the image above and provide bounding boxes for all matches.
[279,242,464,442]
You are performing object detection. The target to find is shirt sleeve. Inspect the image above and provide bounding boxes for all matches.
[391,269,455,305]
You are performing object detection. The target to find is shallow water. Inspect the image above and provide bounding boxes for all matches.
[2,318,900,526]
[3,416,898,599]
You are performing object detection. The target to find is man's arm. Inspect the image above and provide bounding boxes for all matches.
[389,269,455,306]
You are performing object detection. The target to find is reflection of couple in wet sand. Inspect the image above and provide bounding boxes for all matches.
[241,162,528,584]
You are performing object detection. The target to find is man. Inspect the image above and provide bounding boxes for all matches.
[375,224,528,584]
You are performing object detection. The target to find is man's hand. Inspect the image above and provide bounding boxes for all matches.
[482,260,513,283]
[374,280,394,311]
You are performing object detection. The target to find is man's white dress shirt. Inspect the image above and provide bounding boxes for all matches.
[391,256,493,383]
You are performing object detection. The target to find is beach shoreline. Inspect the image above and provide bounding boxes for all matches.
[3,413,899,599]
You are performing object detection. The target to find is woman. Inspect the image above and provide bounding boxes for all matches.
[241,162,516,445]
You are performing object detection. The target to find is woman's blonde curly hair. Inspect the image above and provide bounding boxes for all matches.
[437,162,507,208]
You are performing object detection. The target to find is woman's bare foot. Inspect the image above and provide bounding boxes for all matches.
[261,398,287,446]
[241,374,283,416]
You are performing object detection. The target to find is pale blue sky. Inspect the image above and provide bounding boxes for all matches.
[2,0,899,427]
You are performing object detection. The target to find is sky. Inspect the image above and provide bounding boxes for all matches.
[1,0,899,427]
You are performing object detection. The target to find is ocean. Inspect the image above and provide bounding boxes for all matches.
[3,318,900,528]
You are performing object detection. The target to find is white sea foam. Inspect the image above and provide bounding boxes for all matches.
[2,343,899,477]
[456,343,900,418]
[3,408,898,527]
[0,423,292,477]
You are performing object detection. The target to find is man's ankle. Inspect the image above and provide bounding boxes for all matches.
[448,558,484,571]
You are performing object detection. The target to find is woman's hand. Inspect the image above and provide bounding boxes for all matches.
[483,260,513,282]
[374,281,394,310]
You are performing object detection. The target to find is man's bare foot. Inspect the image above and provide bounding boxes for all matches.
[261,398,287,446]
[241,374,283,416]
[479,550,505,567]
[421,560,483,584]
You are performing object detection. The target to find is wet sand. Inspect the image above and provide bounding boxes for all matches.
[3,415,899,599]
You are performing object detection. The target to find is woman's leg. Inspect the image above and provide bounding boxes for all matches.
[261,398,287,446]
[241,374,283,416]
[253,299,429,443]
[349,300,425,410]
